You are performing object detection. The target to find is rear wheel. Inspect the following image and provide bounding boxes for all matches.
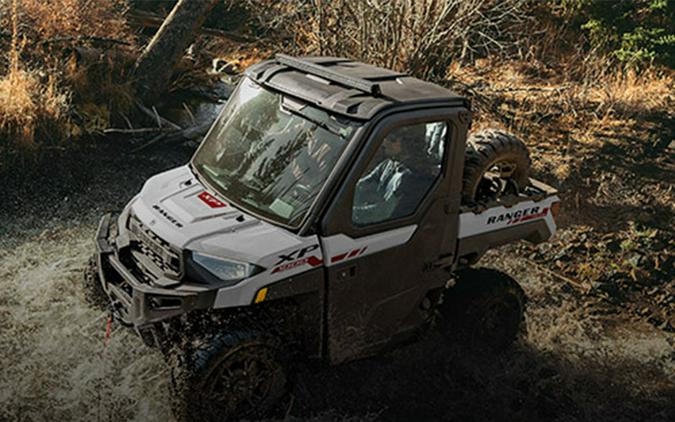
[169,329,289,422]
[438,268,526,353]
[462,129,531,204]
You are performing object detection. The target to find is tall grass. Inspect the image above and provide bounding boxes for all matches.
[0,69,69,150]
[0,0,135,156]
[0,0,69,150]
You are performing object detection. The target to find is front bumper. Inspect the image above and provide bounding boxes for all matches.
[94,213,216,332]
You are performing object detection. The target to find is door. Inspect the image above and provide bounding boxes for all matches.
[320,107,469,364]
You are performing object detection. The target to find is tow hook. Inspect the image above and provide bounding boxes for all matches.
[108,301,134,328]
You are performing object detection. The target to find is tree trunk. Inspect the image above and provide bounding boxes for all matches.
[133,0,219,105]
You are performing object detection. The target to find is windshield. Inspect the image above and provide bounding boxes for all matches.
[192,77,360,228]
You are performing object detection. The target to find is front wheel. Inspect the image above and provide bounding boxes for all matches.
[437,268,526,353]
[169,329,290,422]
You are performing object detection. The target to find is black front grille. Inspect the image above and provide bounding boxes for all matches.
[128,214,183,279]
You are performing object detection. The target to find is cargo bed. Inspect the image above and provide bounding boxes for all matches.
[456,178,560,264]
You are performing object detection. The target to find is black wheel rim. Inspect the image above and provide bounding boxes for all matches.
[203,345,285,419]
[473,159,522,201]
[471,296,521,351]
[489,159,518,178]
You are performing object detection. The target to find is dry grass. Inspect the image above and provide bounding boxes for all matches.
[586,69,675,118]
[0,69,38,147]
[446,58,674,177]
[9,0,134,44]
[444,56,674,333]
[0,0,71,152]
[0,0,135,154]
[0,0,70,150]
[0,67,70,149]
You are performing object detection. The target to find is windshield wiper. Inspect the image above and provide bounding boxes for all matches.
[282,106,346,139]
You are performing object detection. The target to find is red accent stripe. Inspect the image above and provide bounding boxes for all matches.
[307,256,323,266]
[520,208,549,222]
[332,247,368,263]
[510,208,549,225]
[331,253,348,263]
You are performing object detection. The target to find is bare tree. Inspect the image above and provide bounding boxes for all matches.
[247,0,527,79]
[133,0,220,104]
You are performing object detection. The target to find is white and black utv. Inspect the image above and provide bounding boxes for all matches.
[85,54,560,421]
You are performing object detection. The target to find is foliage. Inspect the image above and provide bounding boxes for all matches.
[563,0,675,68]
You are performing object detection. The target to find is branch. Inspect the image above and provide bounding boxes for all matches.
[525,258,592,294]
[134,101,182,130]
[131,121,211,153]
[103,127,170,135]
[127,10,254,43]
[41,35,131,47]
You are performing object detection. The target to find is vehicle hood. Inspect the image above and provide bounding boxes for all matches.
[128,165,308,266]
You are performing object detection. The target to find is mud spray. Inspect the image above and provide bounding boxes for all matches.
[0,225,170,421]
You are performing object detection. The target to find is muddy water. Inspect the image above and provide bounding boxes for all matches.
[0,134,195,421]
[0,226,171,421]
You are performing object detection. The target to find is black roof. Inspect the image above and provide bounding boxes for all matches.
[245,55,468,120]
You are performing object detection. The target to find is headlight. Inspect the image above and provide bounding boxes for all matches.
[192,252,263,286]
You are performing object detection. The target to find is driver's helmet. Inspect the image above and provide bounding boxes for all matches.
[392,124,431,172]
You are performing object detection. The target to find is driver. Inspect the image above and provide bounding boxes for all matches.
[353,124,434,225]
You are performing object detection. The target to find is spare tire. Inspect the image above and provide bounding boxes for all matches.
[462,129,531,204]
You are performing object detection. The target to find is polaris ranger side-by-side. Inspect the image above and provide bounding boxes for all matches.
[85,55,560,421]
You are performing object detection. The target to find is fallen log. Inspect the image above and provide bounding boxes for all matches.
[128,10,253,43]
[67,46,136,67]
[133,0,221,104]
